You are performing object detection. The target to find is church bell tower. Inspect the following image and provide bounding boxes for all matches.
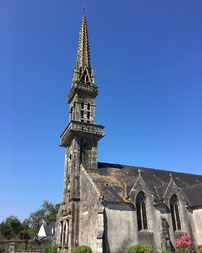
[57,14,105,252]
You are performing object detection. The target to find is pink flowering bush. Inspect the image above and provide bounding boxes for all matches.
[175,234,194,252]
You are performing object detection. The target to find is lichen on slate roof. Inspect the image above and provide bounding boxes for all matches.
[85,162,202,206]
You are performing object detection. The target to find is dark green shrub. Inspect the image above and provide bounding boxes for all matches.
[43,244,57,253]
[73,245,92,253]
[198,245,202,253]
[128,245,152,253]
[43,245,51,253]
[175,249,190,253]
[153,251,173,253]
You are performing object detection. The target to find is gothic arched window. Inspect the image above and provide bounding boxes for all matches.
[136,191,148,231]
[170,194,181,231]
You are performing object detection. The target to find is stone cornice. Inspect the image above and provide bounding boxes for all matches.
[67,82,99,103]
[60,121,105,147]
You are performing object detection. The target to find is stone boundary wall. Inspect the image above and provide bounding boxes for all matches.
[0,240,52,253]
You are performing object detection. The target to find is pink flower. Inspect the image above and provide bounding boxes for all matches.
[175,234,194,251]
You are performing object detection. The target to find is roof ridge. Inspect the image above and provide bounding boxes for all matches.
[98,162,202,177]
[182,181,202,189]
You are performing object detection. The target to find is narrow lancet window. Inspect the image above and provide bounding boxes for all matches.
[63,223,66,246]
[170,194,181,231]
[136,191,148,231]
[60,221,63,245]
[70,107,73,121]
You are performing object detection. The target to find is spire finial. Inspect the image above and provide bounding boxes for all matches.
[83,5,85,16]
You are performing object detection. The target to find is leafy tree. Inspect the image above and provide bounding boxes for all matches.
[0,201,60,240]
[46,203,60,223]
[29,201,60,237]
[0,216,22,240]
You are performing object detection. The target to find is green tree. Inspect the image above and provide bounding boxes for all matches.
[45,202,60,223]
[0,216,22,240]
[29,201,60,237]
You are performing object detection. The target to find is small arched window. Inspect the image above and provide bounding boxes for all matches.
[136,191,148,231]
[170,194,181,231]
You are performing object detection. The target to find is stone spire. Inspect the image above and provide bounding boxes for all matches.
[72,15,94,85]
[76,15,91,70]
[57,13,104,252]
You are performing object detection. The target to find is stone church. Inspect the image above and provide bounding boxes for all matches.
[55,15,202,253]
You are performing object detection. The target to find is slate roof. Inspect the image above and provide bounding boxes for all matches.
[44,223,55,237]
[85,162,202,207]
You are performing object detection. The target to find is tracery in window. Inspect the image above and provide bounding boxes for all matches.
[136,191,147,231]
[170,194,181,231]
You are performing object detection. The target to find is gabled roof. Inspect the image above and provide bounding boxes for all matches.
[85,162,202,207]
[38,222,55,240]
[182,183,202,207]
[44,223,55,237]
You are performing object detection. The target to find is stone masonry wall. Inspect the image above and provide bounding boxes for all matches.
[104,203,138,253]
[0,239,51,253]
[193,207,202,245]
[79,167,104,253]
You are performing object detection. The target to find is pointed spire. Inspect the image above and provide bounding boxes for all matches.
[76,15,91,72]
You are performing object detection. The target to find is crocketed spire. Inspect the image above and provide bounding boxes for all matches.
[76,15,91,71]
[72,15,95,85]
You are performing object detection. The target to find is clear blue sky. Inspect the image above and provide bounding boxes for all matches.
[0,0,201,222]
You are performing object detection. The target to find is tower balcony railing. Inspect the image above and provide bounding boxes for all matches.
[67,82,99,103]
[76,82,99,93]
[60,121,105,146]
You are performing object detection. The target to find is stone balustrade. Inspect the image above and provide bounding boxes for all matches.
[68,83,99,103]
[60,121,104,146]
